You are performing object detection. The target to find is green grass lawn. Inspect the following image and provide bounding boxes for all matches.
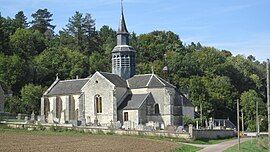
[224,137,268,152]
[186,137,235,145]
[173,144,201,152]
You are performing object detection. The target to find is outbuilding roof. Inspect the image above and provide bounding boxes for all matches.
[127,74,175,89]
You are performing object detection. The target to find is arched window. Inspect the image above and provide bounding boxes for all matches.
[154,104,160,115]
[95,95,102,113]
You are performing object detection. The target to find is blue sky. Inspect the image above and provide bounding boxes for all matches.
[0,0,269,61]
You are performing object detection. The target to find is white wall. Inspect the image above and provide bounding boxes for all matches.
[123,110,139,128]
[82,72,117,125]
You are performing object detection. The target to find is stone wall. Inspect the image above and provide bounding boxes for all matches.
[192,129,236,139]
[6,123,191,139]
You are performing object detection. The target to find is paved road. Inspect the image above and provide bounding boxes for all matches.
[198,138,250,152]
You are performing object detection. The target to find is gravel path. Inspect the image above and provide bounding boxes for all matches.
[198,138,250,152]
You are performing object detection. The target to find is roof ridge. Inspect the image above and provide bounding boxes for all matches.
[133,74,152,77]
[155,74,176,88]
[146,74,154,87]
[44,79,60,95]
[153,74,166,86]
[60,78,90,82]
[137,93,150,109]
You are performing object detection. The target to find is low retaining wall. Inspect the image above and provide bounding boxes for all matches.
[5,123,190,139]
[192,129,236,139]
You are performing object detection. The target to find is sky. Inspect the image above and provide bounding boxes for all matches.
[0,0,269,61]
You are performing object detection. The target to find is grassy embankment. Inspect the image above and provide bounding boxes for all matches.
[224,137,268,152]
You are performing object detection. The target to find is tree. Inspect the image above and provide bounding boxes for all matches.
[20,84,45,114]
[189,76,211,117]
[14,11,28,28]
[0,16,18,54]
[0,54,30,94]
[205,76,236,119]
[31,9,55,34]
[240,89,266,131]
[98,25,116,54]
[34,47,89,86]
[10,28,47,58]
[64,11,97,53]
[134,31,183,63]
[89,51,110,74]
[4,96,22,114]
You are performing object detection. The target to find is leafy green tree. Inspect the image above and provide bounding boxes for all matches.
[205,76,236,118]
[4,96,22,114]
[31,9,55,34]
[240,89,266,131]
[0,54,30,94]
[20,84,45,114]
[134,31,183,63]
[189,76,211,117]
[182,115,194,126]
[0,16,18,54]
[89,52,110,74]
[98,25,116,54]
[10,28,47,58]
[192,47,226,76]
[34,47,89,86]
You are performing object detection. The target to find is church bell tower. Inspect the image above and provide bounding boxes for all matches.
[112,1,136,80]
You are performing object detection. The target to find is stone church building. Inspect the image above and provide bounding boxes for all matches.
[40,4,194,128]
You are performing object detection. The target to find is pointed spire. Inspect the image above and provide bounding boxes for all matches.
[56,73,59,80]
[118,0,128,33]
[151,66,154,74]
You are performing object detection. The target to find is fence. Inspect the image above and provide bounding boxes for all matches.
[0,113,28,122]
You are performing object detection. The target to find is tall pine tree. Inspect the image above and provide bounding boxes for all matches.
[14,11,28,28]
[30,9,55,34]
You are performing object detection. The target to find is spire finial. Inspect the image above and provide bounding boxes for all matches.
[118,0,128,34]
[121,0,123,13]
[56,73,59,80]
[151,66,154,74]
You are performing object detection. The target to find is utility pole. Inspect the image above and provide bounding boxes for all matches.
[241,109,244,134]
[267,59,270,151]
[237,99,240,152]
[256,100,259,138]
[200,102,203,126]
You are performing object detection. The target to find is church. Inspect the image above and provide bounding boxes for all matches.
[40,3,194,129]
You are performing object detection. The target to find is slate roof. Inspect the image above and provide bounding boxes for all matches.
[182,95,193,107]
[127,74,175,89]
[46,78,89,96]
[118,93,151,110]
[112,45,135,52]
[118,4,128,34]
[99,72,127,87]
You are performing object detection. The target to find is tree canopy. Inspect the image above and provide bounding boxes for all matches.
[0,9,267,131]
